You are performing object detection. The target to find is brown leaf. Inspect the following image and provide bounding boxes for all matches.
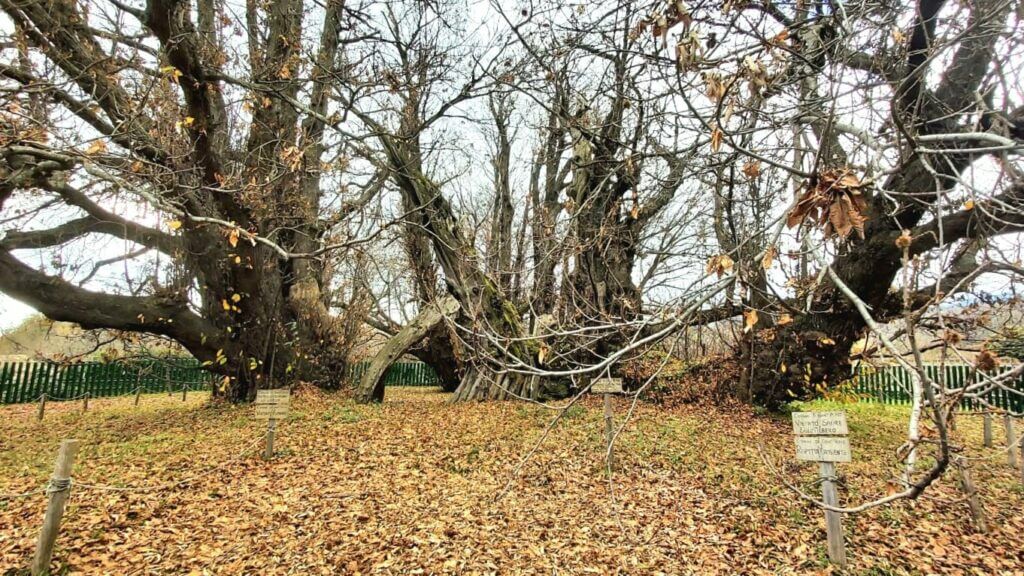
[706,254,734,277]
[742,309,759,333]
[761,245,777,270]
[709,128,724,153]
[742,160,761,179]
[84,140,107,155]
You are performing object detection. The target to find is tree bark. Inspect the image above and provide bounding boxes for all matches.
[355,295,460,403]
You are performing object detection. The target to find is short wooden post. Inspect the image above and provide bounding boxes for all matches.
[983,412,993,447]
[603,393,614,469]
[37,393,46,422]
[819,461,847,568]
[1005,414,1019,469]
[263,418,276,460]
[954,456,987,533]
[181,384,187,403]
[134,386,142,408]
[82,393,88,412]
[31,439,80,576]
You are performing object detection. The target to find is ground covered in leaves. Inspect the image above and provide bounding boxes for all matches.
[1,387,1022,575]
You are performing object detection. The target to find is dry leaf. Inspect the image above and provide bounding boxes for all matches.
[709,127,724,153]
[761,246,778,270]
[742,309,759,333]
[706,254,734,277]
[742,160,761,179]
[895,230,912,249]
[84,140,107,155]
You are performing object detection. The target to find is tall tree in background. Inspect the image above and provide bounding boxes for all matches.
[0,0,376,400]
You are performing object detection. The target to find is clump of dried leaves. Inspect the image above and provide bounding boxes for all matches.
[787,169,870,240]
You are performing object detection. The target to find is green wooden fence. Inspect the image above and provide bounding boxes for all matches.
[854,363,1024,412]
[0,358,212,404]
[0,359,439,404]
[345,362,439,387]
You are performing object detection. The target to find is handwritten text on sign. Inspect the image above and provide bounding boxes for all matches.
[254,389,290,421]
[794,436,852,462]
[792,411,848,436]
[591,377,624,394]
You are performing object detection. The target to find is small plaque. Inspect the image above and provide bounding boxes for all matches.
[591,377,624,394]
[795,436,852,463]
[792,411,848,436]
[254,388,289,420]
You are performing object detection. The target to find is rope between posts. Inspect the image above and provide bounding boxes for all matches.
[0,486,46,500]
[34,391,92,403]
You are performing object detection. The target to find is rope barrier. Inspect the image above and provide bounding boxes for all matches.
[0,486,46,500]
[32,391,91,403]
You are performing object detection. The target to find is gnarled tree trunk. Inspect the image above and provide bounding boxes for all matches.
[355,295,460,403]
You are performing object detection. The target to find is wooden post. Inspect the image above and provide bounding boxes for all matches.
[1005,414,1019,469]
[134,386,142,408]
[603,393,614,469]
[31,439,80,576]
[37,393,46,422]
[983,412,993,448]
[819,461,847,568]
[82,393,88,412]
[181,384,187,403]
[263,418,276,460]
[954,456,987,533]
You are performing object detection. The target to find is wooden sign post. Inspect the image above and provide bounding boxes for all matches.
[792,411,850,568]
[255,389,289,460]
[592,377,624,469]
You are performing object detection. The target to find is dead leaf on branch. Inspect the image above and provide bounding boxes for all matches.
[761,245,778,270]
[742,309,759,333]
[786,169,869,240]
[742,160,761,179]
[706,254,734,277]
[709,127,724,153]
[895,229,912,249]
[84,140,108,155]
[649,1,692,42]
